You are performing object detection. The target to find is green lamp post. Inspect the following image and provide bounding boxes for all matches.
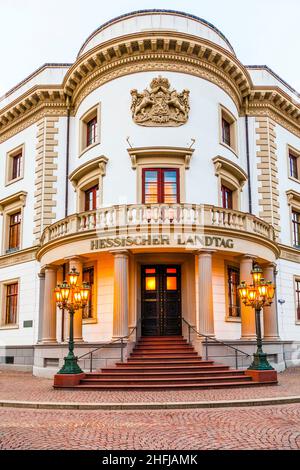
[238,264,276,371]
[54,267,90,375]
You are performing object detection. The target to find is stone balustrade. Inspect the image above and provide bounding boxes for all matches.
[40,204,276,245]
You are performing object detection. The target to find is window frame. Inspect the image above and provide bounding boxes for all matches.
[0,278,20,329]
[224,262,241,322]
[82,262,97,324]
[287,145,300,183]
[142,168,180,204]
[219,105,238,155]
[79,104,101,155]
[8,211,21,252]
[0,192,27,255]
[84,184,99,211]
[221,184,233,209]
[5,144,25,186]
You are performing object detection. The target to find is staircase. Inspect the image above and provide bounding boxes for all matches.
[61,336,276,390]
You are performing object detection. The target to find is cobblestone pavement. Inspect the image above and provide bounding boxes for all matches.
[1,368,300,403]
[1,404,300,449]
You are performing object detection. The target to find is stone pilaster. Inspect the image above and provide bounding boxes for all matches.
[198,251,214,336]
[40,265,57,343]
[240,255,256,339]
[112,251,129,338]
[263,263,280,340]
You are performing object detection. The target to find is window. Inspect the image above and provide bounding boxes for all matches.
[292,210,300,247]
[219,105,238,153]
[227,266,240,318]
[86,116,97,147]
[6,145,24,185]
[142,168,179,204]
[82,267,95,320]
[8,212,21,252]
[221,184,233,209]
[84,185,99,211]
[4,282,18,325]
[222,118,231,147]
[295,279,300,322]
[289,153,299,180]
[79,105,100,153]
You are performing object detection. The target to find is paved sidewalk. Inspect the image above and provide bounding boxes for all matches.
[1,367,300,404]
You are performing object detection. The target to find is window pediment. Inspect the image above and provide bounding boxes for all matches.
[287,189,300,209]
[69,156,108,189]
[0,191,27,215]
[213,156,247,188]
[127,146,194,169]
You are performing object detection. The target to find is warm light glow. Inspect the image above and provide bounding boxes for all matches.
[258,280,268,297]
[73,288,82,303]
[145,277,156,290]
[251,265,263,285]
[69,267,79,287]
[60,281,70,301]
[167,276,177,290]
[247,286,258,303]
[80,282,91,303]
[54,286,62,303]
[238,282,248,301]
[267,282,275,301]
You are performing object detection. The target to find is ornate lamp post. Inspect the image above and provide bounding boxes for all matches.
[238,264,276,371]
[54,267,90,375]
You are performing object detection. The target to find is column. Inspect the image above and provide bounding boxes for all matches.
[37,273,45,342]
[112,251,129,338]
[263,263,280,340]
[67,257,83,342]
[198,251,214,336]
[41,265,57,343]
[240,255,256,339]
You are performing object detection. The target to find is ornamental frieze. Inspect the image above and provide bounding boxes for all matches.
[130,76,190,127]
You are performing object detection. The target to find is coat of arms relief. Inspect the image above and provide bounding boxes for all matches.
[130,76,190,127]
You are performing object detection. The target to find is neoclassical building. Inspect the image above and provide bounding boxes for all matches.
[0,9,300,378]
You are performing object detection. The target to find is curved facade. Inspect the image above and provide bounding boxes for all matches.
[0,10,300,376]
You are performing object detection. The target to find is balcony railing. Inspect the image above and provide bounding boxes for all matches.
[40,204,276,246]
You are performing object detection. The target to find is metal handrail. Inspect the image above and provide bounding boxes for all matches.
[77,325,137,372]
[182,318,250,369]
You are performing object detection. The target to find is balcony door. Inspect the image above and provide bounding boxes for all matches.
[141,265,181,336]
[142,168,179,204]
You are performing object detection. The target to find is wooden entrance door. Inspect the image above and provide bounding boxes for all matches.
[141,265,181,336]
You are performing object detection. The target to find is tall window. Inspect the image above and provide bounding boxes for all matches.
[8,212,21,251]
[289,152,299,180]
[142,169,179,204]
[222,118,231,147]
[292,210,300,247]
[221,184,233,209]
[227,266,240,317]
[11,152,22,180]
[86,116,97,147]
[296,279,300,322]
[84,185,99,211]
[5,283,18,325]
[82,267,94,319]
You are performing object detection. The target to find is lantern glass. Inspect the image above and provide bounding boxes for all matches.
[251,265,263,285]
[80,282,90,302]
[258,279,268,297]
[247,286,258,303]
[74,288,82,303]
[266,282,275,301]
[238,282,248,301]
[69,267,79,287]
[60,281,70,301]
[54,287,62,303]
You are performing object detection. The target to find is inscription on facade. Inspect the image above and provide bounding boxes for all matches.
[91,235,234,250]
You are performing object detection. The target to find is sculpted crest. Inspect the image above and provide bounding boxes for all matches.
[130,76,190,127]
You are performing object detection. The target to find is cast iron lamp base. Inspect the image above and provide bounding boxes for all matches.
[58,352,83,375]
[248,351,274,371]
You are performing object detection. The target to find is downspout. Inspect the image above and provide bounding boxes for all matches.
[244,96,252,214]
[65,95,71,218]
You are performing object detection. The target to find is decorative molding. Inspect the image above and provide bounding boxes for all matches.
[286,189,300,208]
[255,117,280,235]
[212,156,247,187]
[127,146,194,169]
[0,246,38,268]
[69,156,109,186]
[33,117,59,242]
[131,75,189,127]
[0,191,27,214]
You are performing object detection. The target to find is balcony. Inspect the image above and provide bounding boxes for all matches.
[40,204,276,247]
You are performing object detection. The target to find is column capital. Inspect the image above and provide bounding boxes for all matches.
[195,249,216,256]
[238,254,256,262]
[38,272,45,279]
[110,249,130,258]
[64,255,85,263]
[43,264,58,273]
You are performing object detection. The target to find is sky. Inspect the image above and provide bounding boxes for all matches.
[0,0,299,96]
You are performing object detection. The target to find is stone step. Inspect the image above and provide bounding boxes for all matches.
[69,381,261,390]
[80,375,252,386]
[88,370,244,379]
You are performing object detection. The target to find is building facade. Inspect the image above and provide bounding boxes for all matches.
[0,9,300,377]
